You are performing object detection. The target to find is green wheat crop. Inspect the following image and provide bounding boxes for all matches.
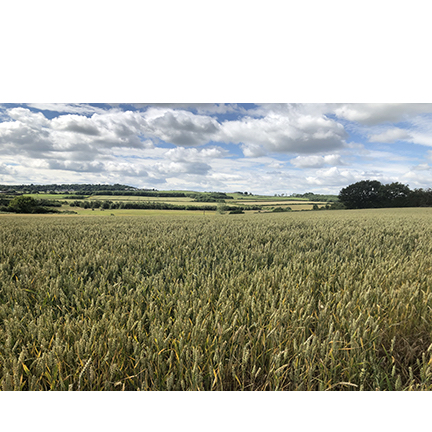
[1,208,432,390]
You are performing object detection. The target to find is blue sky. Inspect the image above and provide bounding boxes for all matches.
[1,103,432,194]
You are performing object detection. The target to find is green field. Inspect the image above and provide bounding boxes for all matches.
[13,193,328,214]
[17,191,326,206]
[1,208,432,390]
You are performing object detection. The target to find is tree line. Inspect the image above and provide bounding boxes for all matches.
[0,183,140,194]
[338,180,432,209]
[69,200,261,212]
[0,196,64,214]
[291,192,338,202]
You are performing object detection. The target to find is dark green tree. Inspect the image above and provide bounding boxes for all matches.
[379,182,411,207]
[338,180,383,209]
[408,188,432,207]
[8,196,38,213]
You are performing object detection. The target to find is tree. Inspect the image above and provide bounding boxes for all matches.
[8,196,38,213]
[379,182,411,207]
[338,180,382,209]
[408,188,432,207]
[216,203,228,214]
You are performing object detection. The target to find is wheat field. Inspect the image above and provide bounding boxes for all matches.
[1,208,432,390]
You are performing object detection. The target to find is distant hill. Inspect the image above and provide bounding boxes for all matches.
[0,184,141,194]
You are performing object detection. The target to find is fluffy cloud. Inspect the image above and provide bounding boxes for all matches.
[306,167,356,186]
[143,108,220,146]
[47,160,107,173]
[165,146,228,162]
[7,107,50,127]
[0,117,53,156]
[369,127,412,143]
[51,115,101,136]
[408,133,432,147]
[116,103,238,115]
[290,154,345,168]
[152,161,211,177]
[240,143,267,158]
[25,103,107,115]
[400,168,432,188]
[0,105,348,165]
[333,103,432,125]
[412,163,431,171]
[219,108,347,156]
[368,126,432,147]
[0,108,154,158]
[0,162,17,176]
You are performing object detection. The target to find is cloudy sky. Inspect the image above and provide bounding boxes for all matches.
[1,103,432,194]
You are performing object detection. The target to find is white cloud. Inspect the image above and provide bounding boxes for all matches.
[0,117,53,155]
[0,162,17,176]
[306,167,356,186]
[51,114,101,136]
[7,107,50,127]
[122,103,239,115]
[408,133,432,147]
[143,108,221,146]
[152,161,212,177]
[401,169,432,188]
[290,154,345,168]
[368,127,432,147]
[240,143,267,158]
[47,160,106,173]
[333,103,432,125]
[165,146,228,162]
[368,127,411,143]
[26,103,108,115]
[0,109,155,160]
[219,109,347,156]
[305,167,405,188]
[412,163,431,171]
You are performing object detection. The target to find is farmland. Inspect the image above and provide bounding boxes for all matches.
[1,208,432,390]
[2,190,330,213]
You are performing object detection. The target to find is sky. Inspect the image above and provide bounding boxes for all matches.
[1,103,432,195]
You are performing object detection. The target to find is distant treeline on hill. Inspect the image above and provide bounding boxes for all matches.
[0,183,143,195]
[0,183,141,194]
[291,192,338,202]
[0,184,235,200]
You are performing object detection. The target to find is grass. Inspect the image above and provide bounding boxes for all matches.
[1,208,432,390]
